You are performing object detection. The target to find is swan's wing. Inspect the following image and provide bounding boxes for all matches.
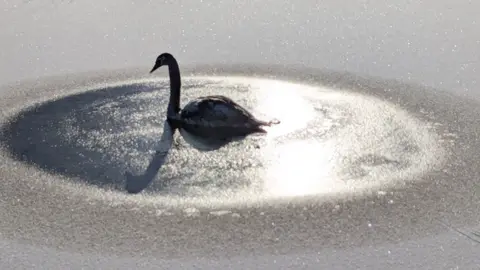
[181,96,256,126]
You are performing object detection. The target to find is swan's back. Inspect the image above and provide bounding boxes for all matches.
[180,95,257,127]
[167,95,267,139]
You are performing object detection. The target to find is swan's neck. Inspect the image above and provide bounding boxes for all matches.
[167,59,181,116]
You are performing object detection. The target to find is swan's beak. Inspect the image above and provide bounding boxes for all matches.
[150,63,160,73]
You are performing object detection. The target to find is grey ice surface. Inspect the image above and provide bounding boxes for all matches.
[0,234,478,270]
[1,1,480,269]
[1,0,479,96]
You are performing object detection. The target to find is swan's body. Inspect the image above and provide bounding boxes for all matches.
[149,53,279,140]
[169,95,277,140]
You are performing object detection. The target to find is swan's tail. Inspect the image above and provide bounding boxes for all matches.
[256,118,281,126]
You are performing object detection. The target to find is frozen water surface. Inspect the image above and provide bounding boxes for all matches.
[1,0,480,269]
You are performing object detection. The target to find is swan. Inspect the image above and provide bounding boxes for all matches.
[149,52,280,141]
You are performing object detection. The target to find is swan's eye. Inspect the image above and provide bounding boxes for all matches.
[158,56,166,65]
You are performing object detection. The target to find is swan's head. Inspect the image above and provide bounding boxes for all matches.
[150,53,173,73]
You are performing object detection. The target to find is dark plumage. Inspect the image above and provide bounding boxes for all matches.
[149,52,279,141]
